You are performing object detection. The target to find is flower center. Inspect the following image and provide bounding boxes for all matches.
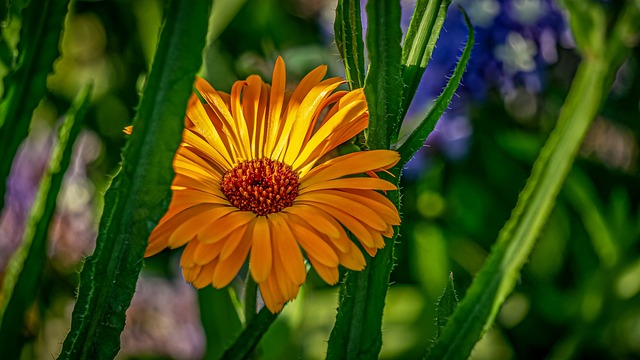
[221,158,299,216]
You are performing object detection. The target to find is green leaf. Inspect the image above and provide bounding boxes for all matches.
[399,0,452,125]
[58,1,212,359]
[221,306,278,360]
[334,0,365,89]
[0,85,92,359]
[434,272,458,339]
[0,0,70,213]
[425,36,627,360]
[397,7,473,166]
[198,287,243,360]
[326,172,402,360]
[426,5,640,357]
[363,0,403,149]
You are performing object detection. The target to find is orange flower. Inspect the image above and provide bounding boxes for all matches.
[146,57,400,313]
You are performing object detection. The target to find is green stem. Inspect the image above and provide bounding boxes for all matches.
[244,274,257,324]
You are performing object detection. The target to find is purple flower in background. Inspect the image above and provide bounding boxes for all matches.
[119,274,205,360]
[0,120,100,274]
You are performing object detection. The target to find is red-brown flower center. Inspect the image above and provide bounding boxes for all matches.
[221,158,299,216]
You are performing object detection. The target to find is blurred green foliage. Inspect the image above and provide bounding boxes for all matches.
[0,0,638,359]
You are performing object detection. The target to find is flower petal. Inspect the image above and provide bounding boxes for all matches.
[301,150,400,186]
[299,177,397,192]
[307,255,339,285]
[285,213,339,267]
[212,224,251,287]
[269,213,306,285]
[192,259,218,288]
[283,204,341,239]
[147,204,220,257]
[297,190,388,231]
[193,240,225,265]
[271,64,328,160]
[249,216,272,283]
[180,239,200,268]
[199,211,256,243]
[264,56,287,157]
[168,205,237,248]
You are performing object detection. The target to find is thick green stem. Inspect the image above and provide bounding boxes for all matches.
[244,274,258,324]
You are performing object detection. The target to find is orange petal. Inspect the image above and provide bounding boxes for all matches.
[212,223,251,287]
[242,75,266,158]
[297,190,387,231]
[193,240,225,265]
[168,205,236,248]
[307,255,339,285]
[283,77,344,165]
[186,94,234,166]
[180,240,200,268]
[192,259,218,288]
[301,150,400,186]
[300,177,397,193]
[283,204,341,239]
[259,278,284,313]
[219,224,248,260]
[147,204,219,257]
[169,188,229,208]
[182,129,232,170]
[292,99,367,170]
[285,214,339,267]
[182,265,201,283]
[329,189,400,226]
[269,213,306,285]
[172,173,225,199]
[336,240,367,271]
[199,211,256,243]
[346,189,401,225]
[176,146,224,181]
[271,249,300,301]
[249,217,272,283]
[264,56,287,157]
[286,205,351,253]
[195,77,248,160]
[272,64,328,160]
[297,201,376,249]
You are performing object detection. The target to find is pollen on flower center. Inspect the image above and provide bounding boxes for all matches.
[221,158,300,216]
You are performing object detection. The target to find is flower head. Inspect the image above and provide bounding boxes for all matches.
[146,57,400,313]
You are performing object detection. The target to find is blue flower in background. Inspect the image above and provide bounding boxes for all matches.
[402,0,573,175]
[320,0,573,175]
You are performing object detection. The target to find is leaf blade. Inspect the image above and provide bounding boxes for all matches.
[399,0,452,125]
[397,7,474,166]
[434,272,458,339]
[58,1,212,358]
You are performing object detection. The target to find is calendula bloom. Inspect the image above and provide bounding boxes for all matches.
[146,57,400,313]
